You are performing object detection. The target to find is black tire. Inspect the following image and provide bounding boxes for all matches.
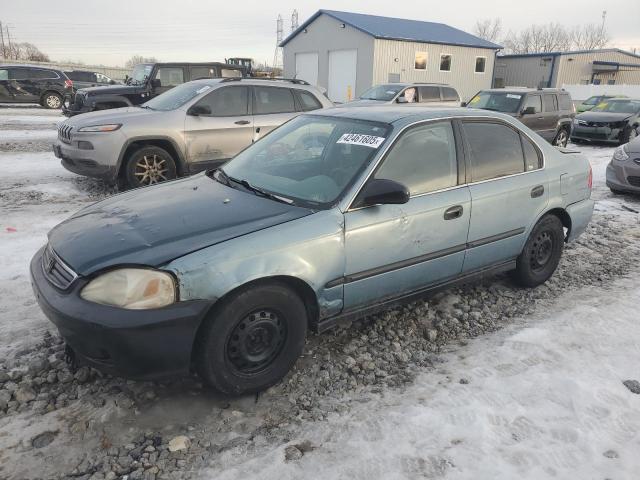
[123,146,177,189]
[41,92,63,109]
[195,282,308,395]
[511,214,564,288]
[620,126,638,145]
[553,127,569,147]
[609,187,625,195]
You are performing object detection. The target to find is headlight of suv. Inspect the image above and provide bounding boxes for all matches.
[81,268,177,309]
[613,145,629,162]
[77,124,122,132]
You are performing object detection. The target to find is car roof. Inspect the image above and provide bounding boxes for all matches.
[188,78,318,89]
[0,64,62,70]
[480,88,567,94]
[306,105,515,125]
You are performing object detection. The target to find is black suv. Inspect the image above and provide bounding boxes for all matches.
[0,64,73,109]
[64,70,118,90]
[466,88,575,147]
[63,62,246,116]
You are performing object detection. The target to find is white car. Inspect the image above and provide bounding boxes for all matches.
[345,83,461,108]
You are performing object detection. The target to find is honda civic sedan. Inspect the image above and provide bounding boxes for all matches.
[31,107,594,395]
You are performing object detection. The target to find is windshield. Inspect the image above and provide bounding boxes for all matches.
[221,115,391,208]
[583,96,602,106]
[468,91,523,113]
[130,64,153,84]
[359,84,405,101]
[591,100,640,114]
[142,82,212,111]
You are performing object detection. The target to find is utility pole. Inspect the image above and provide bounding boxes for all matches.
[272,14,283,71]
[291,10,299,33]
[600,11,607,36]
[0,22,5,59]
[6,25,13,60]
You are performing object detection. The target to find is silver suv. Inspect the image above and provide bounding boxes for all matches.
[345,83,461,107]
[53,78,333,188]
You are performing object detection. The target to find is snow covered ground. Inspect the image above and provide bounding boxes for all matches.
[1,106,640,480]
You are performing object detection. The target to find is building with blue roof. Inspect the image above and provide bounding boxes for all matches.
[281,10,501,102]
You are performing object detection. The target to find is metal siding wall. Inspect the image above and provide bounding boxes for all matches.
[372,39,495,101]
[493,56,554,89]
[282,14,374,97]
[556,51,640,85]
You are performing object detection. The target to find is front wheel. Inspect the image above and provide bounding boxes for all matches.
[553,127,569,147]
[123,146,177,189]
[42,92,63,109]
[195,282,308,395]
[511,215,564,288]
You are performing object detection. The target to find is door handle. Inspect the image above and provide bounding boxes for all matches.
[234,120,250,125]
[444,205,463,220]
[531,185,545,198]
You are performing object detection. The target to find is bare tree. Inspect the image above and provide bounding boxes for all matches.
[502,22,609,54]
[125,55,158,69]
[474,18,502,43]
[4,42,49,62]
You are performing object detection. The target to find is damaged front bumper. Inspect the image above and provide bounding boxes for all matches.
[30,246,211,380]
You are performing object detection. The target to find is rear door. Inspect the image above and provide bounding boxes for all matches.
[8,67,39,103]
[252,86,299,139]
[461,120,548,272]
[540,93,560,141]
[184,85,253,170]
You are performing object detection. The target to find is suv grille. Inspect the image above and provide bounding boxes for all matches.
[42,245,77,290]
[58,124,73,143]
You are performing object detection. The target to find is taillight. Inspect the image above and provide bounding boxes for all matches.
[65,79,73,89]
[587,165,593,189]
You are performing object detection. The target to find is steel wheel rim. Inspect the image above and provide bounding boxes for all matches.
[555,130,568,147]
[529,231,554,272]
[226,309,287,375]
[134,154,168,185]
[47,95,61,108]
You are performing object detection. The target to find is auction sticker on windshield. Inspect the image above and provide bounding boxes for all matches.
[337,133,386,148]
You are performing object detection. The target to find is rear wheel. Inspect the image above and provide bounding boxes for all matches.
[123,146,177,189]
[42,92,62,109]
[553,127,569,147]
[511,215,564,288]
[195,282,308,395]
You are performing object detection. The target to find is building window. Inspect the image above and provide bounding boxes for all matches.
[475,56,486,73]
[414,52,427,70]
[440,54,452,72]
[607,79,616,85]
[593,79,601,85]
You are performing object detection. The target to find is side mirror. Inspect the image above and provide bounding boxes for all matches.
[460,101,467,107]
[151,78,161,88]
[521,106,536,115]
[353,178,410,209]
[396,96,408,104]
[187,104,212,116]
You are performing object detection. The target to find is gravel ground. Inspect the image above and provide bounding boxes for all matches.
[1,106,639,480]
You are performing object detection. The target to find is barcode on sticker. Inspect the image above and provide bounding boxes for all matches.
[337,133,386,148]
[506,94,522,99]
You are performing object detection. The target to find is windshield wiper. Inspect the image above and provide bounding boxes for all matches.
[228,176,294,204]
[212,168,231,186]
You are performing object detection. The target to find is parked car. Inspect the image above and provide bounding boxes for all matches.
[54,78,333,188]
[576,94,627,113]
[62,62,247,116]
[64,70,119,90]
[346,83,460,107]
[32,106,594,394]
[606,135,640,194]
[466,88,575,147]
[0,64,73,109]
[571,98,640,145]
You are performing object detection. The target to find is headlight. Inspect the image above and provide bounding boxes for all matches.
[77,124,122,132]
[81,268,176,309]
[613,145,629,162]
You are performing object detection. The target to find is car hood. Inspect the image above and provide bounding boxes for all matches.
[48,174,315,276]
[79,84,144,96]
[575,111,633,123]
[62,106,158,126]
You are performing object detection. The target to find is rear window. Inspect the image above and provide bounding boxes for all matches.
[558,94,573,111]
[253,86,295,114]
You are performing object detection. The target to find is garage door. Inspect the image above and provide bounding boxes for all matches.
[295,52,319,86]
[328,49,357,103]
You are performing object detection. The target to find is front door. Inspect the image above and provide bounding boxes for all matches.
[184,85,254,170]
[519,94,544,134]
[252,85,299,140]
[343,121,471,310]
[460,120,549,272]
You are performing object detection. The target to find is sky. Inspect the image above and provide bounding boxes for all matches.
[2,0,639,68]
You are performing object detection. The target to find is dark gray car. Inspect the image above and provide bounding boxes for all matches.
[466,88,575,147]
[606,136,640,194]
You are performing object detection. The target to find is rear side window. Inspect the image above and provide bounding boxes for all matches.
[558,94,573,111]
[190,66,216,80]
[522,135,542,171]
[156,67,184,86]
[197,86,249,116]
[8,68,29,80]
[463,122,524,182]
[441,87,459,102]
[253,86,295,114]
[375,121,458,195]
[522,95,542,113]
[296,90,322,111]
[419,86,440,102]
[543,94,558,112]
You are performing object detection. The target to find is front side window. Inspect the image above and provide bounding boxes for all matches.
[440,54,452,72]
[543,94,558,112]
[475,57,486,73]
[253,86,295,114]
[196,86,248,116]
[415,52,428,70]
[0,69,8,80]
[156,67,184,87]
[522,95,542,114]
[375,121,457,195]
[143,82,213,111]
[222,115,390,207]
[359,84,405,101]
[419,86,440,103]
[468,91,522,113]
[463,122,525,182]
